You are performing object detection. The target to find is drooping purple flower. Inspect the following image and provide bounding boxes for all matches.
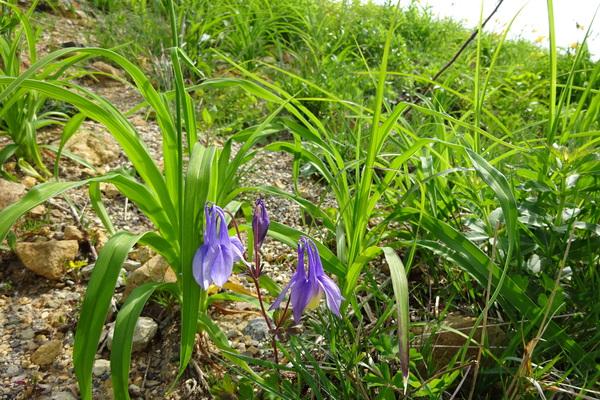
[193,203,244,290]
[269,236,345,323]
[253,198,270,250]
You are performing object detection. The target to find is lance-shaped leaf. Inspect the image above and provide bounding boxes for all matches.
[382,247,410,394]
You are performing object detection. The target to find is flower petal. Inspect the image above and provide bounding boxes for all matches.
[268,273,296,311]
[211,244,234,287]
[290,277,313,323]
[229,235,245,262]
[318,274,345,318]
[193,243,217,290]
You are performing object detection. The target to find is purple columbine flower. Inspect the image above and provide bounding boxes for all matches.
[193,203,245,290]
[269,236,345,323]
[253,198,270,250]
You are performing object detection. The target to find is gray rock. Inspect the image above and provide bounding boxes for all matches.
[123,260,142,272]
[0,179,26,211]
[129,384,142,397]
[51,390,78,400]
[21,327,35,340]
[80,263,95,279]
[92,359,110,377]
[6,364,22,375]
[14,240,79,280]
[107,316,158,352]
[242,318,269,342]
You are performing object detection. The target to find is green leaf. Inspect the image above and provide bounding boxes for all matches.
[73,231,153,400]
[177,144,216,384]
[111,282,180,399]
[382,247,409,394]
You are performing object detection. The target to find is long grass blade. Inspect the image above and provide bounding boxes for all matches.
[382,247,410,394]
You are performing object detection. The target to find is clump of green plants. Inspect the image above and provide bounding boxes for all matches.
[0,0,92,181]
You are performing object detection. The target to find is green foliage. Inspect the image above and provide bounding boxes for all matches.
[2,0,599,397]
[0,0,92,180]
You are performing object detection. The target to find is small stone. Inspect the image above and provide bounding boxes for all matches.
[130,116,148,128]
[49,312,67,327]
[4,161,16,172]
[29,204,46,218]
[22,316,33,325]
[107,317,158,352]
[21,327,35,340]
[122,255,176,301]
[227,329,241,339]
[90,228,110,253]
[6,364,21,375]
[64,226,84,241]
[123,260,142,272]
[129,384,142,397]
[52,129,119,167]
[0,179,26,211]
[136,246,155,264]
[93,359,111,377]
[132,375,143,387]
[51,390,78,400]
[31,340,62,366]
[242,318,269,342]
[80,263,94,279]
[81,168,96,176]
[99,182,120,198]
[21,176,37,189]
[15,240,79,280]
[35,334,48,342]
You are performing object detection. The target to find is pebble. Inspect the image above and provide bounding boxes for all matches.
[51,390,78,400]
[242,318,269,342]
[93,359,111,377]
[6,365,22,375]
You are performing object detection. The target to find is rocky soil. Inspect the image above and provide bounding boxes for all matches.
[0,3,339,399]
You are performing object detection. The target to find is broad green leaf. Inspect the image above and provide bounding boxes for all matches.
[177,144,216,384]
[73,231,153,399]
[111,282,180,399]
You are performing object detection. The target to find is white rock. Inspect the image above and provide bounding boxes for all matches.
[92,359,110,377]
[107,316,158,352]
